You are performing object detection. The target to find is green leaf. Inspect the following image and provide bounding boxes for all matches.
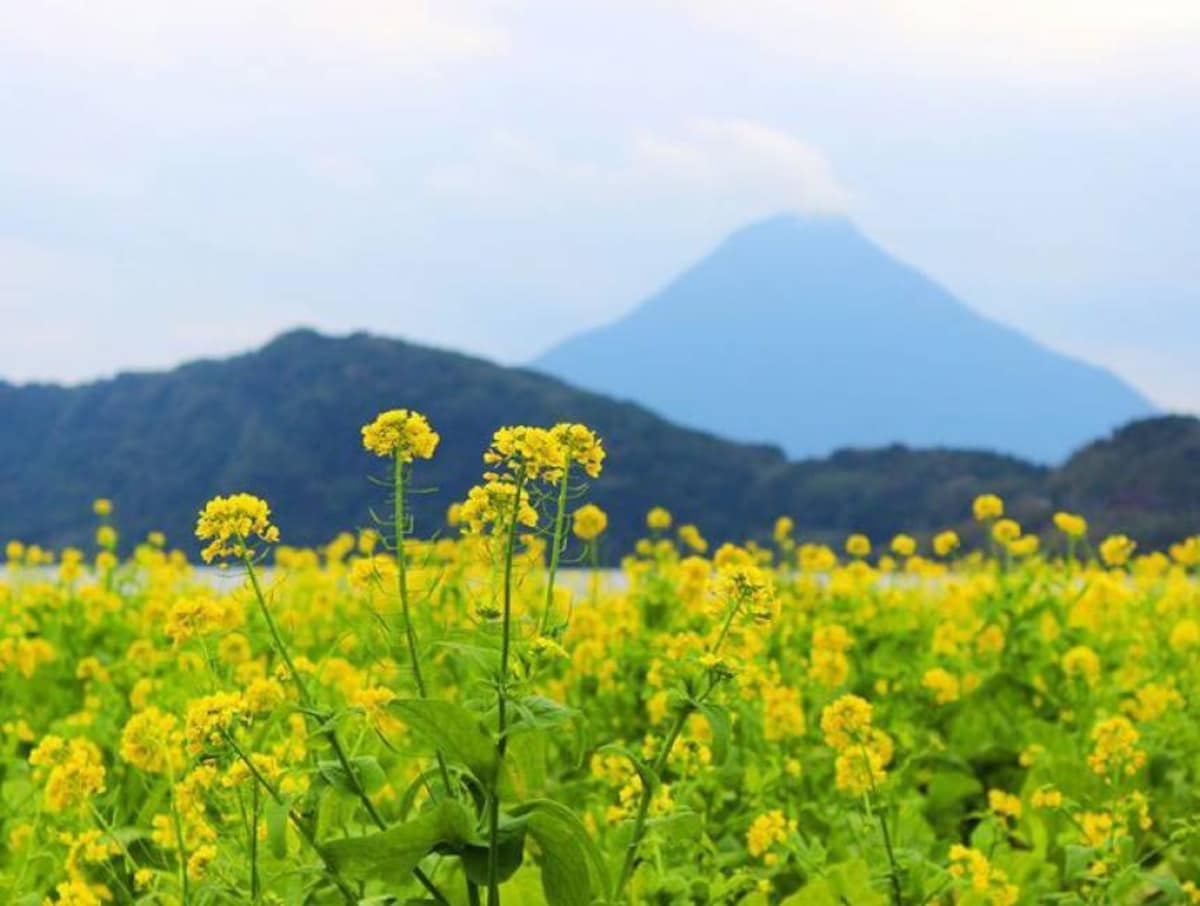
[782,859,886,906]
[509,695,580,732]
[512,798,612,906]
[264,796,291,860]
[645,809,702,844]
[695,701,731,764]
[461,813,528,885]
[501,727,547,800]
[391,698,499,785]
[318,756,387,797]
[320,798,476,885]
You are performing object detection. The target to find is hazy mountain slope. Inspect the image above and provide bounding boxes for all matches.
[532,214,1155,462]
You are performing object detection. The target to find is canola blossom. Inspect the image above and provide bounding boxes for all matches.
[2,426,1200,906]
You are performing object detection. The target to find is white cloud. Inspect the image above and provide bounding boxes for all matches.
[427,119,847,217]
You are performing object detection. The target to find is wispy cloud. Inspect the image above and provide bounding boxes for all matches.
[428,119,847,216]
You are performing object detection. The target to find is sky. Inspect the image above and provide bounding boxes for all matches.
[1,1,1198,410]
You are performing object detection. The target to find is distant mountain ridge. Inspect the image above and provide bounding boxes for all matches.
[0,330,1193,557]
[532,213,1155,463]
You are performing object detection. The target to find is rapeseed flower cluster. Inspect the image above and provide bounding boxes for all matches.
[4,470,1200,906]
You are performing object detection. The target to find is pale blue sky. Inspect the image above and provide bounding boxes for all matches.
[1,1,1198,410]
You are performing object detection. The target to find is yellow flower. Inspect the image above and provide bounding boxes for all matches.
[43,880,106,906]
[922,668,961,704]
[890,534,917,557]
[1062,645,1101,685]
[988,789,1022,821]
[948,845,1019,905]
[29,736,106,813]
[1053,511,1088,538]
[1099,534,1136,567]
[820,694,873,751]
[746,809,792,859]
[677,524,708,553]
[933,530,960,557]
[992,519,1021,545]
[1087,716,1145,777]
[572,504,608,542]
[195,493,280,563]
[1008,535,1039,557]
[762,684,805,741]
[550,422,605,479]
[360,409,440,461]
[187,843,218,880]
[120,708,183,775]
[646,507,672,531]
[483,426,565,482]
[973,494,1004,521]
[845,534,871,558]
[1123,683,1184,722]
[1079,811,1115,847]
[834,746,886,795]
[243,677,287,714]
[164,594,231,646]
[1031,787,1063,809]
[1170,618,1200,651]
[92,498,113,517]
[713,563,776,623]
[184,692,244,753]
[458,479,538,534]
[1169,536,1200,567]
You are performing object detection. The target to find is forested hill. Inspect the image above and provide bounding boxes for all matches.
[0,329,1194,557]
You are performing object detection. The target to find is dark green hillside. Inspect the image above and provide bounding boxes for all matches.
[0,330,784,557]
[0,329,1194,560]
[1049,415,1200,548]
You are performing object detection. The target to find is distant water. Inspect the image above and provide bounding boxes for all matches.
[9,566,628,593]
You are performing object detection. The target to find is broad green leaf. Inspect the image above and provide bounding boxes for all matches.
[264,795,291,859]
[645,809,702,844]
[782,859,887,906]
[501,726,548,800]
[509,695,580,732]
[318,755,387,797]
[461,813,528,885]
[513,798,612,906]
[391,698,499,785]
[320,798,476,885]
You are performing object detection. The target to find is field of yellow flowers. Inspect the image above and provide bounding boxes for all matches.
[3,411,1200,906]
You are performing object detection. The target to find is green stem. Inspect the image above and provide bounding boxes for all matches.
[860,742,903,906]
[164,759,191,905]
[240,552,448,905]
[588,541,600,609]
[394,458,456,799]
[539,463,571,635]
[615,617,730,902]
[615,703,691,898]
[225,733,358,904]
[488,467,529,906]
[242,552,311,707]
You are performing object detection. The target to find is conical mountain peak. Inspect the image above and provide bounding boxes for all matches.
[532,217,1153,462]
